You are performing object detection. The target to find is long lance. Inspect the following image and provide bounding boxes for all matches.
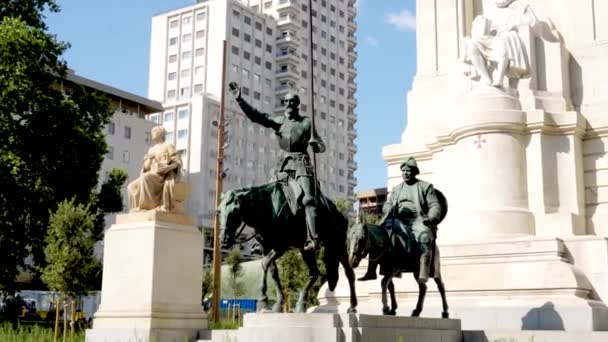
[307,0,318,197]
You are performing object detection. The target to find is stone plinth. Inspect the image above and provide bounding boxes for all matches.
[86,212,207,342]
[317,237,608,331]
[224,313,461,342]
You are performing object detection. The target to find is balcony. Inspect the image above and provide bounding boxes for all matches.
[348,49,357,60]
[276,31,300,44]
[276,0,300,11]
[348,5,357,17]
[348,129,357,140]
[348,176,358,186]
[347,81,357,92]
[348,17,357,29]
[348,159,358,170]
[275,68,299,83]
[277,14,299,29]
[276,49,300,64]
[348,144,357,153]
[347,97,357,107]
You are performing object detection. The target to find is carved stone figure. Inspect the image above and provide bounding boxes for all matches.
[127,126,184,213]
[462,0,538,87]
[228,81,326,251]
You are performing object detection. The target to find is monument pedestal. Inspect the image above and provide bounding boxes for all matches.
[219,313,461,342]
[316,237,608,331]
[86,211,207,342]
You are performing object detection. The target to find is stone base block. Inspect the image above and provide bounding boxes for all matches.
[87,212,208,341]
[463,330,608,342]
[225,313,462,342]
[316,237,608,331]
[86,327,207,342]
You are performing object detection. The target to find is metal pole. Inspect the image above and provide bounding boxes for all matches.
[211,39,228,322]
[307,0,318,196]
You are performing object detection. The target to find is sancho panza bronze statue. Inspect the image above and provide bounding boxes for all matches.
[228,82,326,251]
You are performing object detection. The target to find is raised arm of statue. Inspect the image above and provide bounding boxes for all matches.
[229,81,281,131]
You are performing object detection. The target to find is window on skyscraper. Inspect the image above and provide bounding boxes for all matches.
[169,37,177,46]
[195,48,204,56]
[183,16,191,25]
[170,20,179,28]
[254,56,261,65]
[181,69,190,77]
[244,16,251,25]
[108,122,115,135]
[166,131,174,142]
[164,112,174,122]
[178,109,189,120]
[167,90,176,98]
[232,28,239,37]
[255,21,262,30]
[178,129,188,140]
[266,44,272,53]
[232,10,240,18]
[196,30,205,39]
[196,12,206,21]
[255,39,262,48]
[182,51,191,59]
[194,84,203,93]
[122,150,130,163]
[169,54,177,63]
[107,146,113,160]
[180,87,190,96]
[266,27,272,36]
[168,72,176,80]
[264,1,272,9]
[244,33,251,42]
[182,33,192,42]
[232,46,239,55]
[124,126,131,139]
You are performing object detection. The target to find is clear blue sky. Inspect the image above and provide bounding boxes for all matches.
[46,0,417,191]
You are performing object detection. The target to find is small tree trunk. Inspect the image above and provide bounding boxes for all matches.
[62,299,67,342]
[71,299,76,337]
[54,295,60,342]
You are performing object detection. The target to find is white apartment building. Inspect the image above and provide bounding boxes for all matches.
[63,70,163,218]
[148,0,358,230]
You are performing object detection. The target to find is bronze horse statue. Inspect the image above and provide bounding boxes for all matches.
[347,195,449,318]
[219,179,357,313]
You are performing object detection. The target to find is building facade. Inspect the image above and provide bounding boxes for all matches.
[148,0,358,230]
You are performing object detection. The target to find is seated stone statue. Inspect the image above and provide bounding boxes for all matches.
[462,0,538,87]
[128,126,183,213]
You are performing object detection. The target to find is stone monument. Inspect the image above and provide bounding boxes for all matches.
[319,0,608,334]
[87,126,207,342]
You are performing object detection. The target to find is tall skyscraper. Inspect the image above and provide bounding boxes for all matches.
[148,0,358,231]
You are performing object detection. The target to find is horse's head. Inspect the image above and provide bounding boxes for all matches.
[347,222,370,268]
[218,190,244,249]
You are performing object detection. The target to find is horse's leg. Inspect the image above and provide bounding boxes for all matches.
[340,250,358,314]
[381,275,392,315]
[411,271,427,317]
[258,250,276,311]
[268,253,285,313]
[388,278,397,315]
[295,249,319,313]
[434,276,449,319]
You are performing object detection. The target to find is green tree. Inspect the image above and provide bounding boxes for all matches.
[0,15,113,293]
[226,249,244,299]
[40,199,100,297]
[0,0,59,30]
[202,265,213,301]
[335,199,352,216]
[277,250,307,311]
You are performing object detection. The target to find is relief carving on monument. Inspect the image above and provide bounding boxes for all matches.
[461,0,563,91]
[127,125,188,214]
